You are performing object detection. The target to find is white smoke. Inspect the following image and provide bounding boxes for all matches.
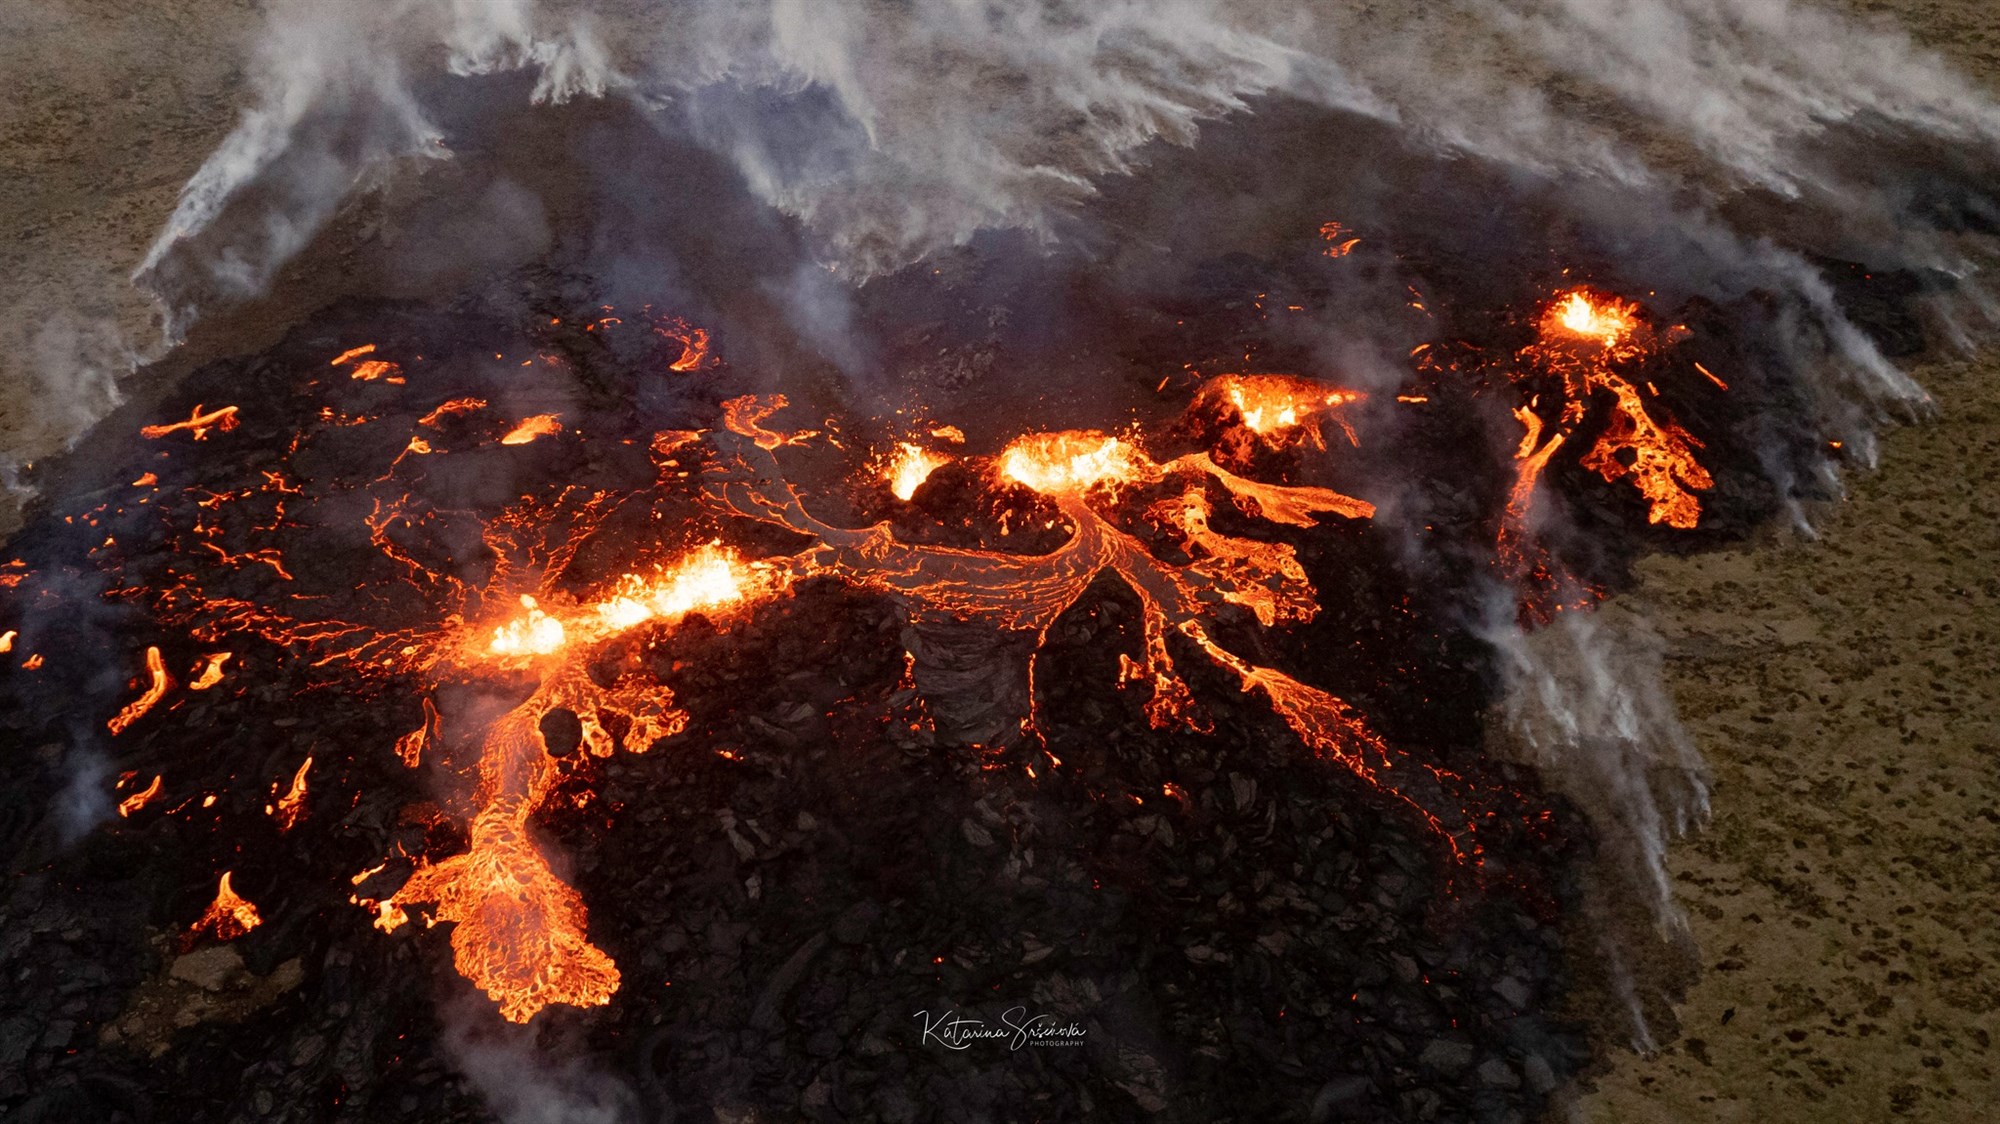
[26,314,132,442]
[2,315,143,522]
[1493,0,2000,195]
[1487,603,1707,917]
[129,0,2000,353]
[133,0,625,339]
[1483,598,1709,1049]
[441,994,641,1124]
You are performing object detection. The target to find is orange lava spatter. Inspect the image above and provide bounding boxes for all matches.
[1518,287,1714,530]
[500,414,563,446]
[188,872,262,944]
[1197,374,1363,449]
[883,442,950,501]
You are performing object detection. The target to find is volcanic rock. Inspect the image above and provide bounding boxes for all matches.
[168,947,245,992]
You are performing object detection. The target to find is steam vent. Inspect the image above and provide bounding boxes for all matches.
[4,3,1998,1122]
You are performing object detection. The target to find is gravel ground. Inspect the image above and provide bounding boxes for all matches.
[1574,352,2000,1121]
[0,0,252,500]
[1577,4,2000,1120]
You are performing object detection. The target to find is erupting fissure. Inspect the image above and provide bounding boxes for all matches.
[1522,288,1714,530]
[16,278,1726,1025]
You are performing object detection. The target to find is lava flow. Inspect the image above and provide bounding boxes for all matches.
[187,872,262,945]
[1196,373,1361,448]
[107,645,169,735]
[702,409,1461,850]
[6,280,1725,1027]
[372,543,784,1022]
[1519,288,1714,529]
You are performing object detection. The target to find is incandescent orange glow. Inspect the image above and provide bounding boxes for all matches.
[348,359,403,383]
[141,404,239,441]
[1205,374,1362,444]
[998,432,1146,495]
[667,326,711,372]
[697,420,1459,874]
[189,652,231,690]
[488,595,566,657]
[418,397,487,427]
[368,532,796,1016]
[397,698,441,768]
[270,757,311,832]
[1497,406,1572,619]
[1521,287,1712,528]
[591,546,763,633]
[391,765,621,1021]
[500,414,563,446]
[329,344,377,366]
[384,540,784,1023]
[132,473,158,487]
[0,629,12,653]
[368,900,408,933]
[883,442,949,500]
[189,872,262,943]
[107,646,169,735]
[81,300,1578,1026]
[21,654,42,670]
[1579,381,1713,528]
[1319,220,1361,258]
[118,774,163,817]
[720,394,809,450]
[1545,289,1639,349]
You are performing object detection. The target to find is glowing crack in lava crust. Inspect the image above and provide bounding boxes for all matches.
[10,282,1727,1025]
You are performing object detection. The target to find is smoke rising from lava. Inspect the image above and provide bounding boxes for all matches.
[28,0,2000,1087]
[133,0,2000,334]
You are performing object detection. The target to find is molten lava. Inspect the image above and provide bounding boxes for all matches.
[1519,288,1714,529]
[592,545,765,631]
[188,872,262,944]
[1319,220,1361,258]
[418,397,487,427]
[189,651,230,690]
[396,698,440,769]
[1197,374,1362,448]
[269,757,310,832]
[117,774,163,818]
[998,432,1148,495]
[500,414,563,446]
[1546,289,1639,349]
[347,359,403,383]
[33,283,1731,1027]
[883,442,949,501]
[703,403,1444,859]
[107,645,169,735]
[140,404,239,441]
[1578,380,1713,529]
[488,595,567,659]
[665,324,711,372]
